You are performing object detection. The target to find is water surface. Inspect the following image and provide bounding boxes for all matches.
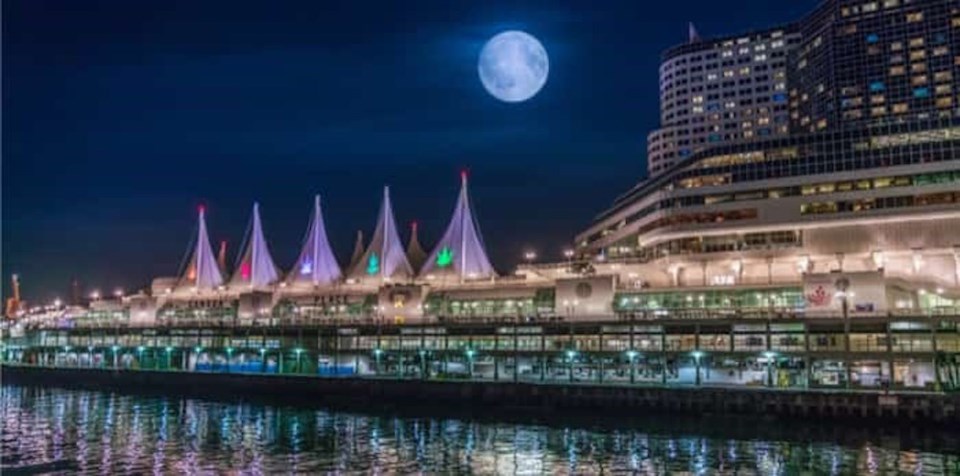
[1,385,958,474]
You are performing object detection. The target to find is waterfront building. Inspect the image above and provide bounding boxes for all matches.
[3,2,960,395]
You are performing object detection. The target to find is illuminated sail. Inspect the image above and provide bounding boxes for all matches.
[178,206,223,290]
[229,202,279,288]
[348,186,413,281]
[420,172,496,281]
[287,195,342,286]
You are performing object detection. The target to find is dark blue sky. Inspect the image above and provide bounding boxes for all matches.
[2,0,814,302]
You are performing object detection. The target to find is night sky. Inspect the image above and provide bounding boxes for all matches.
[3,0,814,302]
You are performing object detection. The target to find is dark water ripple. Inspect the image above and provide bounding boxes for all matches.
[2,385,958,475]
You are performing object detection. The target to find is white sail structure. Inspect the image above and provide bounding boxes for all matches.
[420,173,496,281]
[406,221,428,272]
[287,195,342,286]
[348,186,413,281]
[178,206,224,290]
[229,202,280,288]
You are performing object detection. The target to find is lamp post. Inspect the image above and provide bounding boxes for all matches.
[626,350,638,384]
[566,349,577,383]
[835,277,851,389]
[373,348,383,376]
[465,348,475,378]
[763,351,777,387]
[294,348,304,374]
[563,249,575,272]
[692,351,703,386]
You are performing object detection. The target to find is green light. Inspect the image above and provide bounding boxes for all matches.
[436,247,454,268]
[366,253,380,275]
[165,346,173,353]
[226,347,234,353]
[137,346,145,352]
[195,346,203,353]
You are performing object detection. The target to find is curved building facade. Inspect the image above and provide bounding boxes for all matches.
[647,27,800,177]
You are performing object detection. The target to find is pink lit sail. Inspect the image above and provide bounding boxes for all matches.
[229,202,279,288]
[420,173,496,281]
[287,195,342,285]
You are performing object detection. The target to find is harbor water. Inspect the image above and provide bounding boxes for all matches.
[1,384,958,474]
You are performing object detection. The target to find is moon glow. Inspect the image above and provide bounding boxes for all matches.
[478,31,549,103]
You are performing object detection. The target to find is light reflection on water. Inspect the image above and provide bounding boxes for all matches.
[1,385,958,475]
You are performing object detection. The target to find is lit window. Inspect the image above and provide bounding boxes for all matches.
[913,87,930,98]
[906,12,923,23]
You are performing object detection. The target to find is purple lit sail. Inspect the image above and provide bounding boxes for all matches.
[178,207,224,290]
[348,186,413,281]
[287,195,342,286]
[420,173,496,281]
[229,202,280,288]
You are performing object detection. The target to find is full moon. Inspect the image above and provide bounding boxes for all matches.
[478,31,549,103]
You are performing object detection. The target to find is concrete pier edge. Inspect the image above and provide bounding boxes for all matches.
[3,364,958,424]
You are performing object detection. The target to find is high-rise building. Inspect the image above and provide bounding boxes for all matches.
[578,0,960,296]
[791,0,960,132]
[645,0,960,180]
[646,26,800,177]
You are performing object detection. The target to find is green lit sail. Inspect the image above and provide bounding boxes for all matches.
[366,253,380,275]
[436,247,454,268]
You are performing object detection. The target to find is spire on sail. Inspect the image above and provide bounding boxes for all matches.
[178,206,224,290]
[347,186,413,281]
[349,230,365,270]
[229,202,279,288]
[287,195,342,286]
[419,172,496,281]
[406,221,428,272]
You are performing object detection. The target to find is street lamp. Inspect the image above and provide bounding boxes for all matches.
[565,349,578,383]
[523,250,537,265]
[90,291,101,301]
[373,348,383,375]
[763,351,777,387]
[692,351,704,386]
[626,350,638,384]
[465,348,476,378]
[114,288,124,298]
